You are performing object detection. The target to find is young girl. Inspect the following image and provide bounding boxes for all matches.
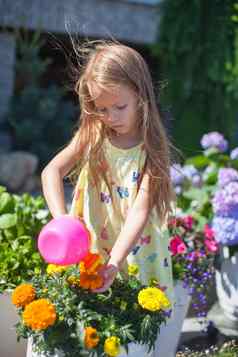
[33,40,176,357]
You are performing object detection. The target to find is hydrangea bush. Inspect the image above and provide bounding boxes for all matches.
[170,131,238,256]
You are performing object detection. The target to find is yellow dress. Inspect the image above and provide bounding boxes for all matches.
[69,137,174,305]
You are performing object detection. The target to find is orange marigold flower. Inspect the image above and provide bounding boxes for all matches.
[79,261,86,273]
[80,272,103,290]
[23,298,56,330]
[81,252,103,274]
[84,326,100,349]
[12,284,36,308]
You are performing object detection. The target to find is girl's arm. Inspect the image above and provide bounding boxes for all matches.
[41,134,80,218]
[108,172,151,268]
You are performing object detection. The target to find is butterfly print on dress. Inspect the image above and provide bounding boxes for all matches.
[132,171,140,182]
[146,253,157,263]
[116,186,129,199]
[140,235,151,245]
[131,245,140,255]
[100,227,109,240]
[100,192,112,203]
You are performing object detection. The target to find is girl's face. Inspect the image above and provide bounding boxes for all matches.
[88,82,141,139]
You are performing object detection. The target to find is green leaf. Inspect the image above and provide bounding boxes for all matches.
[0,214,17,229]
[185,155,211,169]
[183,187,209,204]
[0,192,14,213]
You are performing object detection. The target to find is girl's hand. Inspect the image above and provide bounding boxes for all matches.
[92,263,119,293]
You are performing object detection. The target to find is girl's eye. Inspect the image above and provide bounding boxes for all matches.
[117,105,127,110]
[96,105,126,113]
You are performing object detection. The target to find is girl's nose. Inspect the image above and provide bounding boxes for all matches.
[107,109,118,123]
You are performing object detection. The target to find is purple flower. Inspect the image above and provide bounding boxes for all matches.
[212,182,238,216]
[217,168,238,188]
[212,216,238,245]
[200,132,228,152]
[175,185,183,195]
[183,165,203,187]
[230,147,238,160]
[170,164,184,186]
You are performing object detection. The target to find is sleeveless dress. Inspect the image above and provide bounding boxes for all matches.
[69,137,174,305]
[27,137,175,357]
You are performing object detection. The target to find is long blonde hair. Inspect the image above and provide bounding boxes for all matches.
[68,39,176,224]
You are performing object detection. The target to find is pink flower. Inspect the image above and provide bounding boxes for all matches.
[182,216,194,230]
[169,235,187,255]
[204,239,219,253]
[204,224,215,240]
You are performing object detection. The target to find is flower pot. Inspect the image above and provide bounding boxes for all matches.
[149,280,191,357]
[215,248,238,322]
[155,280,191,357]
[0,291,27,357]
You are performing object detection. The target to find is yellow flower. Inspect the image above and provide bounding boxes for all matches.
[67,275,81,287]
[84,326,100,349]
[128,264,139,276]
[46,264,67,275]
[23,298,57,330]
[12,284,36,308]
[104,336,121,356]
[138,287,171,312]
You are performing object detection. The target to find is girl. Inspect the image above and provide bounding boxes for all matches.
[34,40,176,357]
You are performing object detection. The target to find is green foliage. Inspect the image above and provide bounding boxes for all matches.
[14,29,52,87]
[6,28,77,169]
[152,1,238,153]
[8,84,77,168]
[179,147,238,223]
[0,186,50,292]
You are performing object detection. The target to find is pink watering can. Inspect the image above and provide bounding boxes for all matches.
[38,215,90,265]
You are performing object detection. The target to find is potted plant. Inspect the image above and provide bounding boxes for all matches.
[12,256,172,357]
[210,167,238,335]
[165,214,218,354]
[0,185,50,357]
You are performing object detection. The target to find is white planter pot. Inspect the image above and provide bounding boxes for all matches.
[150,280,191,357]
[215,249,238,322]
[0,291,27,357]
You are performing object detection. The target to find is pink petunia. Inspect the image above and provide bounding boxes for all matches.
[204,238,219,253]
[204,224,215,240]
[182,216,194,230]
[169,235,187,256]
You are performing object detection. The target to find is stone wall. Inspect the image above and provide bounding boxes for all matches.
[0,0,161,44]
